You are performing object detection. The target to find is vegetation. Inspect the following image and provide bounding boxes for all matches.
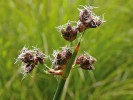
[0,0,133,100]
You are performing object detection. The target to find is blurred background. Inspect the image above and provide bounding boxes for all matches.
[0,0,133,100]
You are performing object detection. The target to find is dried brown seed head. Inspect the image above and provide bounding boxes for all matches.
[75,54,96,70]
[21,52,33,63]
[60,23,78,41]
[18,47,45,65]
[17,47,45,73]
[79,8,92,23]
[53,47,72,65]
[78,5,105,31]
[18,50,34,63]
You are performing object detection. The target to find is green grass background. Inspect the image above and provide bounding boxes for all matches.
[0,0,133,100]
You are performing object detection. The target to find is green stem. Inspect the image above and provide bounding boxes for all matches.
[61,71,72,100]
[70,41,73,47]
[53,78,66,100]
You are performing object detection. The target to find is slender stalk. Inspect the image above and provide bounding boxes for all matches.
[69,41,73,47]
[61,72,72,100]
[53,78,66,100]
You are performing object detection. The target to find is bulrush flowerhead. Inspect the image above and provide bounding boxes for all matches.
[58,22,78,41]
[53,47,72,66]
[88,15,104,28]
[48,47,72,75]
[18,48,34,63]
[17,47,45,73]
[79,6,93,23]
[75,54,96,70]
[77,5,105,32]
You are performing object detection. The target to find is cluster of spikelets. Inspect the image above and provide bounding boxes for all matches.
[17,47,45,74]
[57,5,105,42]
[48,47,72,75]
[17,5,105,76]
[75,54,96,70]
[48,48,97,75]
[48,5,104,75]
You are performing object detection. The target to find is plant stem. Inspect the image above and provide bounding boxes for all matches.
[61,71,72,100]
[53,78,66,100]
[70,41,73,47]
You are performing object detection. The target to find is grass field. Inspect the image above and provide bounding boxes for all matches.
[0,0,133,100]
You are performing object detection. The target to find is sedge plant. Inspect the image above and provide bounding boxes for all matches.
[16,5,105,100]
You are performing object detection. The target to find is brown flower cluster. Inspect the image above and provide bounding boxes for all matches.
[48,47,72,75]
[75,54,96,70]
[78,6,104,29]
[16,5,104,78]
[18,47,45,73]
[61,23,78,41]
[57,5,105,41]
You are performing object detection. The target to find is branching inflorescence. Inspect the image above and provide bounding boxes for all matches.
[16,5,105,100]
